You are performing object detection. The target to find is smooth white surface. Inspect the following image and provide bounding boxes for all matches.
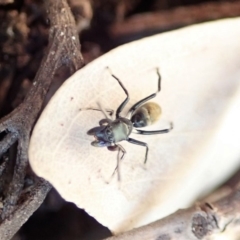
[29,18,240,233]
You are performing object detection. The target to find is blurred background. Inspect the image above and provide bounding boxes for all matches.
[0,0,240,239]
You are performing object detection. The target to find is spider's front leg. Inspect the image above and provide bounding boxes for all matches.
[80,107,114,118]
[108,144,126,180]
[99,119,112,126]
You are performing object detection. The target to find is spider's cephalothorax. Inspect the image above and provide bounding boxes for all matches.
[88,118,133,147]
[86,67,173,179]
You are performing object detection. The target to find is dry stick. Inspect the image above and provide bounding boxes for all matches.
[105,184,240,240]
[0,178,51,240]
[0,0,83,238]
[0,133,18,157]
[0,0,13,4]
[109,1,240,39]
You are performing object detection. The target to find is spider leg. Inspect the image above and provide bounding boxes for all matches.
[80,107,114,118]
[108,144,126,181]
[107,67,129,118]
[99,118,113,125]
[116,144,126,181]
[133,122,173,135]
[127,68,161,118]
[127,138,149,164]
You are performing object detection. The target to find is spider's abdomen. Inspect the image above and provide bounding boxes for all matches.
[131,102,161,128]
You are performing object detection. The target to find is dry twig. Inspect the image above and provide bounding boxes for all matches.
[109,1,240,39]
[0,0,13,4]
[105,184,240,240]
[0,0,83,239]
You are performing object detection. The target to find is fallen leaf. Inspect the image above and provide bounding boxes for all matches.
[29,18,240,233]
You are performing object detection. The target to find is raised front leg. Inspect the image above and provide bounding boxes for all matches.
[80,107,114,117]
[99,119,113,125]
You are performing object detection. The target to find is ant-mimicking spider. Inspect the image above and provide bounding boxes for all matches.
[87,67,173,180]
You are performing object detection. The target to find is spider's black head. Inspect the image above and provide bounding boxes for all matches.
[87,118,132,146]
[87,125,114,147]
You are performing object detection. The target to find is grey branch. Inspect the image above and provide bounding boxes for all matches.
[105,185,240,240]
[0,0,84,239]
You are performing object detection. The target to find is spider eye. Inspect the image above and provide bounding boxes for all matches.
[106,128,112,135]
[105,128,114,142]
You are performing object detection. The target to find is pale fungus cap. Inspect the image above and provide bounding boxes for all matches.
[29,18,240,234]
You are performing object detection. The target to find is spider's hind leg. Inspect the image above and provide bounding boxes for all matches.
[127,138,149,164]
[133,122,173,135]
